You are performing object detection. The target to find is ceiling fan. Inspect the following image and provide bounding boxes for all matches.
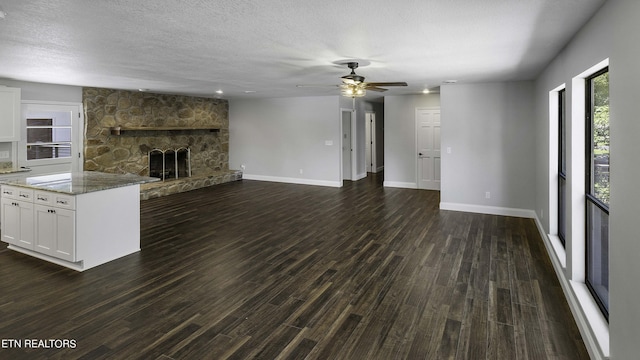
[297,62,408,98]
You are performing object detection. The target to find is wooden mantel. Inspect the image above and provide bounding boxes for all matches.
[110,126,221,135]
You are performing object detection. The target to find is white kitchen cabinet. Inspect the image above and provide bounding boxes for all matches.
[0,87,21,142]
[34,204,75,262]
[1,197,34,249]
[1,172,157,271]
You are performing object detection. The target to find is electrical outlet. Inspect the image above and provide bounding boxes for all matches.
[241,164,246,170]
[485,191,490,199]
[299,169,304,174]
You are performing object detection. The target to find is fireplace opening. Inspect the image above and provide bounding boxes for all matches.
[149,147,191,181]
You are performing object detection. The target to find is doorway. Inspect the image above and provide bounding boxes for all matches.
[416,108,441,190]
[365,112,377,173]
[341,109,354,181]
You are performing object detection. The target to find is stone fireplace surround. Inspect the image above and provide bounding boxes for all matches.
[82,88,241,199]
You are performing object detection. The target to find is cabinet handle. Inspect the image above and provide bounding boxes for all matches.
[19,194,28,198]
[57,200,68,205]
[48,209,56,214]
[12,202,18,206]
[37,196,48,201]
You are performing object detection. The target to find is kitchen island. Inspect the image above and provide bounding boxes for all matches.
[0,171,159,271]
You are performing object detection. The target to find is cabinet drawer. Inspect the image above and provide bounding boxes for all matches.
[2,186,33,202]
[35,191,75,210]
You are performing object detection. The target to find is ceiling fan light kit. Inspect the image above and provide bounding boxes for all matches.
[298,61,408,98]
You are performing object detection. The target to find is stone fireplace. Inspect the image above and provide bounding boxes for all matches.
[82,88,241,198]
[83,87,228,175]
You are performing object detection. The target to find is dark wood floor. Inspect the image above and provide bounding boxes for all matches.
[0,174,589,359]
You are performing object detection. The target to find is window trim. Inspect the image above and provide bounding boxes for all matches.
[584,66,609,321]
[558,88,567,246]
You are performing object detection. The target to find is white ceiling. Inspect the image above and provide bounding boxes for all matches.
[0,0,606,100]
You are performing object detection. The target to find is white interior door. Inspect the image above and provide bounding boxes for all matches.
[416,108,441,190]
[342,110,352,180]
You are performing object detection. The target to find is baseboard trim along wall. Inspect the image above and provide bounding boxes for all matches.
[383,181,417,189]
[439,202,536,219]
[242,174,342,188]
[354,172,367,181]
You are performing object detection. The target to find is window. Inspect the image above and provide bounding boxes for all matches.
[26,114,72,160]
[585,67,609,319]
[558,89,567,246]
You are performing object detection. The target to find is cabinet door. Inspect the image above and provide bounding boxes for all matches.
[1,197,34,249]
[53,207,75,262]
[34,204,75,262]
[0,87,21,142]
[34,205,55,255]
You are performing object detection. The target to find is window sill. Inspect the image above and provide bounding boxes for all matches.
[547,234,567,268]
[569,280,610,359]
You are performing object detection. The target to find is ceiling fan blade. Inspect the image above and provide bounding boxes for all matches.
[366,86,388,92]
[365,82,408,87]
[296,84,340,88]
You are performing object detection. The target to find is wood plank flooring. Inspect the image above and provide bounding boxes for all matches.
[0,174,589,359]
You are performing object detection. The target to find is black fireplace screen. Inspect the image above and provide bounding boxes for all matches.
[149,148,191,180]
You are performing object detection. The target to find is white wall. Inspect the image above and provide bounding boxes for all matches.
[439,82,535,215]
[533,0,640,358]
[229,96,343,187]
[383,94,440,188]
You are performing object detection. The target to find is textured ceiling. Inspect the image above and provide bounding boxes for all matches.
[0,0,606,99]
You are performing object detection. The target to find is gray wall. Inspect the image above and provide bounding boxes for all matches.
[383,94,440,187]
[229,96,342,186]
[0,79,82,102]
[440,82,535,212]
[609,1,640,357]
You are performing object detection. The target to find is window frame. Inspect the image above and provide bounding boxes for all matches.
[584,66,609,320]
[558,88,567,246]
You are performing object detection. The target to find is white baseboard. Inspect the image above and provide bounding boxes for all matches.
[439,202,536,218]
[383,181,416,189]
[242,174,342,188]
[354,172,367,181]
[532,215,609,360]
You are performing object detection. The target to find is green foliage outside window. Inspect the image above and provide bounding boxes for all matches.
[592,72,609,205]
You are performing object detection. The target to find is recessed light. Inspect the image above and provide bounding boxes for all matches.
[215,90,223,94]
[138,88,148,92]
[244,90,256,94]
[443,80,458,84]
[422,89,430,94]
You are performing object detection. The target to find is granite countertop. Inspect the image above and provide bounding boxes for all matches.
[0,171,160,195]
[0,167,31,175]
